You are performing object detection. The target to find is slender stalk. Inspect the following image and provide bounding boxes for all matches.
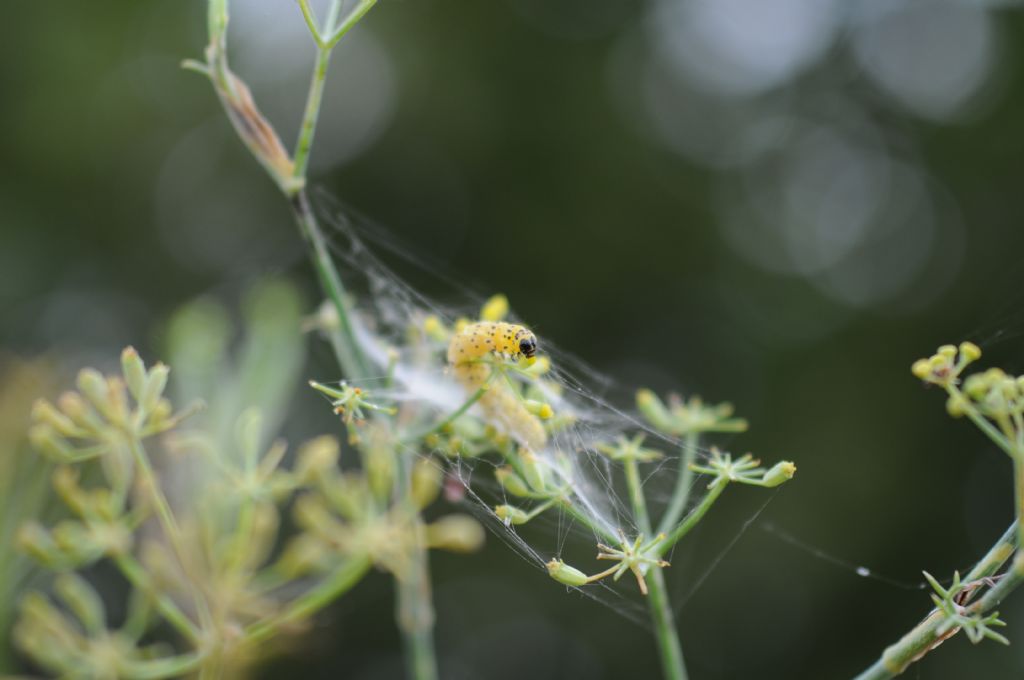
[291,191,372,381]
[658,432,699,536]
[245,554,372,644]
[656,480,728,558]
[623,456,688,680]
[854,522,1019,680]
[291,46,332,182]
[394,453,439,680]
[1016,453,1024,554]
[646,567,688,680]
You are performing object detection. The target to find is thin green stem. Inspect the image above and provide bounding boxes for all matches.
[623,456,652,534]
[623,456,688,680]
[324,0,378,49]
[393,453,439,680]
[291,46,332,184]
[244,554,372,644]
[1016,453,1024,556]
[646,567,688,680]
[292,191,372,381]
[656,479,728,558]
[658,432,699,536]
[296,0,323,44]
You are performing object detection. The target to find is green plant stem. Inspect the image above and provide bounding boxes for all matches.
[658,432,699,536]
[1016,453,1024,555]
[854,521,1018,680]
[291,191,372,382]
[656,479,728,558]
[394,453,439,680]
[292,43,332,182]
[245,554,372,644]
[623,456,688,680]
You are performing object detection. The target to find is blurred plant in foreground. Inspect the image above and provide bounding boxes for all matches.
[857,343,1024,679]
[0,357,58,672]
[12,282,482,678]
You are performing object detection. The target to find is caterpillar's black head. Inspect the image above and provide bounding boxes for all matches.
[518,335,537,359]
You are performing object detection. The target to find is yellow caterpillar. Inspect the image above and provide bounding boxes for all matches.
[447,322,546,450]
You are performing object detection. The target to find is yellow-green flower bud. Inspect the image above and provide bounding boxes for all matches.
[519,450,548,492]
[480,294,509,322]
[760,461,797,487]
[28,425,76,463]
[426,514,485,553]
[495,466,531,497]
[141,363,170,414]
[946,394,968,418]
[275,534,329,577]
[57,391,93,429]
[545,559,589,587]
[411,457,442,509]
[495,504,530,525]
[31,399,79,437]
[422,315,449,342]
[524,400,554,419]
[937,345,957,359]
[17,523,58,565]
[105,377,130,428]
[959,341,982,363]
[120,346,147,402]
[637,389,675,432]
[76,368,108,415]
[295,436,340,482]
[910,359,932,380]
[521,356,551,377]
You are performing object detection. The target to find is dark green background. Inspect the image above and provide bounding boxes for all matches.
[5,1,1024,678]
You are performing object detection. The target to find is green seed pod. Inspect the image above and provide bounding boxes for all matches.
[411,457,442,509]
[28,425,76,464]
[76,368,109,417]
[141,363,170,414]
[495,466,531,497]
[31,399,79,437]
[636,389,675,433]
[426,514,485,553]
[959,341,982,363]
[295,436,340,483]
[121,346,148,401]
[760,461,797,488]
[17,523,59,566]
[480,294,509,322]
[495,504,530,525]
[545,559,589,587]
[519,450,548,493]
